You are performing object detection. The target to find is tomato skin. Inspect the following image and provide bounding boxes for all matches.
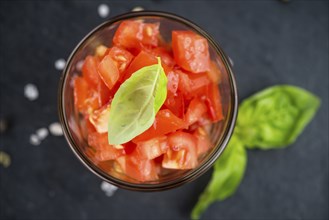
[132,109,186,143]
[82,56,100,87]
[172,31,210,73]
[121,50,157,82]
[207,61,222,84]
[151,47,175,68]
[163,92,185,119]
[113,20,159,51]
[73,76,99,115]
[89,103,111,133]
[193,127,212,156]
[185,98,208,126]
[177,70,211,98]
[205,83,224,122]
[166,70,179,96]
[136,136,168,160]
[106,46,134,73]
[124,150,159,182]
[162,131,198,169]
[88,132,125,161]
[97,79,111,106]
[98,55,120,90]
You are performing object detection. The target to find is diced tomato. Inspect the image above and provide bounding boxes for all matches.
[172,31,210,73]
[95,45,108,57]
[136,136,168,160]
[122,141,136,155]
[97,79,111,106]
[205,83,224,122]
[98,55,120,90]
[85,116,96,133]
[89,103,111,133]
[185,98,208,125]
[163,92,185,118]
[162,131,198,169]
[141,22,160,47]
[154,154,164,164]
[85,147,98,164]
[207,61,222,84]
[106,46,134,73]
[82,56,100,87]
[97,160,114,173]
[88,132,125,161]
[133,109,186,143]
[121,50,157,82]
[166,70,179,96]
[194,127,212,156]
[73,76,99,114]
[151,47,175,68]
[124,150,158,182]
[177,70,211,98]
[113,20,159,51]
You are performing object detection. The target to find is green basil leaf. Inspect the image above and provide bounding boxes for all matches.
[191,135,247,220]
[235,85,320,149]
[108,58,167,144]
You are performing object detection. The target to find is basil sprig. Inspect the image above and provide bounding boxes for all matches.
[192,85,320,219]
[108,58,167,145]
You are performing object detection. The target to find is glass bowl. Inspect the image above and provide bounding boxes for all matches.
[58,11,238,191]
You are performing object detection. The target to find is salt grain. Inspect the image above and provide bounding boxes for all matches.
[98,4,110,18]
[0,151,11,168]
[100,181,118,197]
[49,122,63,136]
[36,127,49,140]
[55,59,66,71]
[132,6,144,12]
[24,84,39,101]
[30,134,41,146]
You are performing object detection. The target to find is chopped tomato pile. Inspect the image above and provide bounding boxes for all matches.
[73,20,225,182]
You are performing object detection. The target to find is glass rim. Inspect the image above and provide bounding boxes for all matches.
[58,11,238,191]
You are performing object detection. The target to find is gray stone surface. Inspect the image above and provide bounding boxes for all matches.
[0,1,328,219]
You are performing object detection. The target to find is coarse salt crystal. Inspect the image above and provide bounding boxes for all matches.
[49,122,63,136]
[100,181,118,197]
[0,151,11,168]
[30,134,41,146]
[24,84,39,101]
[55,59,66,71]
[98,4,110,18]
[36,128,49,140]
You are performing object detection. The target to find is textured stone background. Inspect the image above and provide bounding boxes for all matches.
[0,1,328,219]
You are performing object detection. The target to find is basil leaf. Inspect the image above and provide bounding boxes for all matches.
[236,85,320,149]
[108,58,167,144]
[191,135,247,220]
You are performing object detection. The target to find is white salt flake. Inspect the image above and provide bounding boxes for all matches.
[100,181,118,197]
[36,128,49,140]
[55,59,66,71]
[98,4,110,18]
[49,122,63,136]
[24,84,39,101]
[132,6,144,12]
[30,134,41,146]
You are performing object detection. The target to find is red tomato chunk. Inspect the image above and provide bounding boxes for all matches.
[72,20,226,182]
[172,31,210,73]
